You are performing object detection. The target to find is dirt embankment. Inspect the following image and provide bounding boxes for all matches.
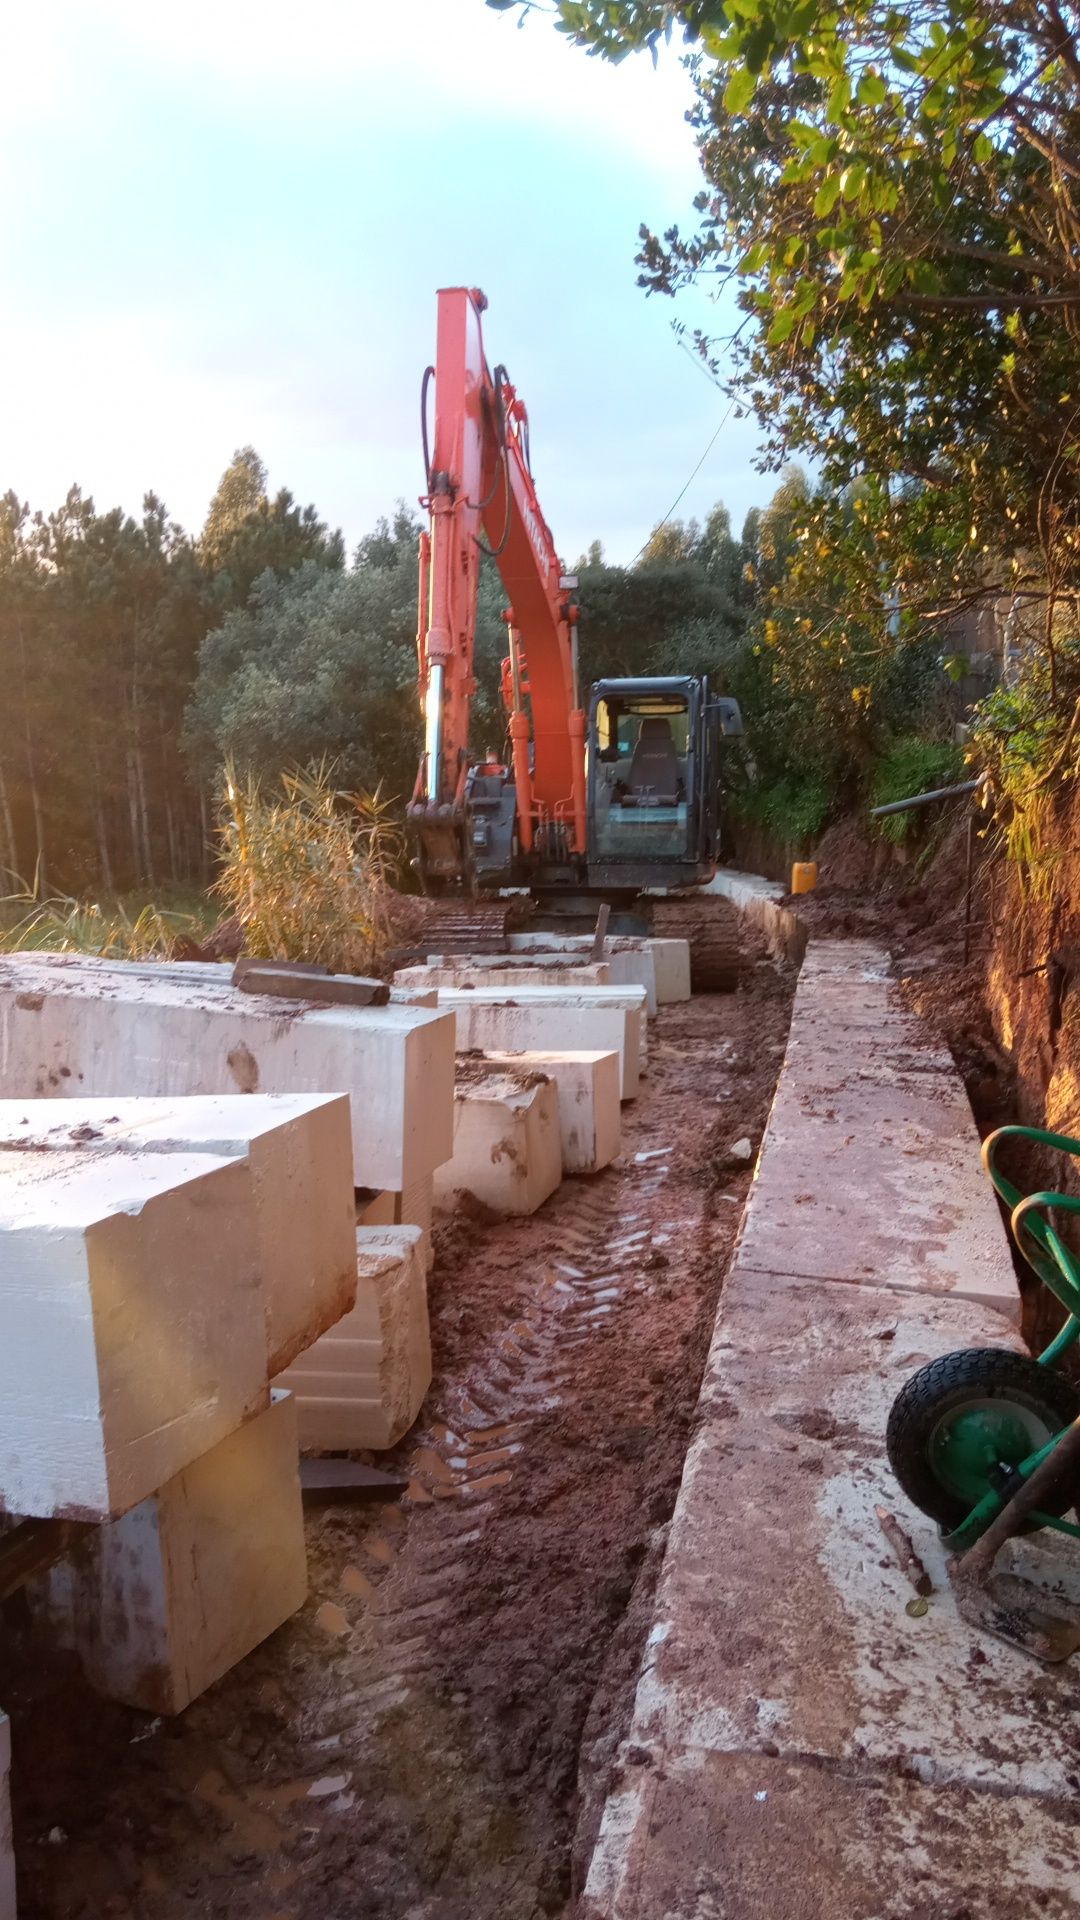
[3,949,794,1920]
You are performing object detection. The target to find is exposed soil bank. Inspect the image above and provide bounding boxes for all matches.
[2,950,794,1920]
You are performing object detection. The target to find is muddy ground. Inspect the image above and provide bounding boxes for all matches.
[2,948,794,1920]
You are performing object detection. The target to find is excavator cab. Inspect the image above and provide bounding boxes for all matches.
[585,676,741,892]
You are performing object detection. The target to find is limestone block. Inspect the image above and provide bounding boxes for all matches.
[398,959,613,991]
[0,1148,267,1520]
[357,1188,396,1228]
[0,1714,13,1920]
[276,1226,431,1450]
[482,1050,621,1174]
[435,985,645,1099]
[0,1093,358,1376]
[504,936,662,1014]
[645,938,691,1005]
[357,1179,434,1273]
[389,985,439,1007]
[41,1391,306,1714]
[0,954,455,1191]
[434,1067,562,1214]
[399,1174,434,1273]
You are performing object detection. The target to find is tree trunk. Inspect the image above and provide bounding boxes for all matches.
[0,755,17,879]
[16,615,47,891]
[166,794,178,882]
[134,742,153,887]
[127,749,144,886]
[200,788,212,880]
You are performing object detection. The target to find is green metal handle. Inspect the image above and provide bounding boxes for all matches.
[983,1127,1080,1363]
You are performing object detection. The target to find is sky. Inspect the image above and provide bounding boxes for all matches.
[0,0,773,565]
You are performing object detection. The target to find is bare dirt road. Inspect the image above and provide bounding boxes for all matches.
[4,949,794,1920]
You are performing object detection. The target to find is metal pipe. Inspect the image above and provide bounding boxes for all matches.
[963,808,974,966]
[424,662,444,801]
[870,777,981,819]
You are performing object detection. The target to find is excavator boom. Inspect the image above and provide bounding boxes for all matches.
[408,286,586,889]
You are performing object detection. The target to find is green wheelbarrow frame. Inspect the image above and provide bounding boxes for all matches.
[945,1123,1080,1550]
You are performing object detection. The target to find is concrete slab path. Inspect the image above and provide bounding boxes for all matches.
[583,936,1080,1918]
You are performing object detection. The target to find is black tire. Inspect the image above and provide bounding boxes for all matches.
[886,1347,1080,1531]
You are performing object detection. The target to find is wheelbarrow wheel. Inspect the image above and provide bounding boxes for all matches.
[886,1348,1080,1532]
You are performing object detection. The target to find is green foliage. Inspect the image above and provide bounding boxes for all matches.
[736,774,832,850]
[870,737,964,842]
[0,448,344,898]
[0,873,208,957]
[968,619,1080,886]
[524,0,1080,814]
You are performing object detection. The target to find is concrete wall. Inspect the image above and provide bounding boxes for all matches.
[704,869,807,965]
[580,933,1052,1920]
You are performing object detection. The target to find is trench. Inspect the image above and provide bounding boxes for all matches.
[2,946,795,1920]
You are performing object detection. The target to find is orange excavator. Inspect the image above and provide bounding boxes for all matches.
[406,286,743,989]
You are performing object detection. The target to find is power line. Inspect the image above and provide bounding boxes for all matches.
[631,394,738,564]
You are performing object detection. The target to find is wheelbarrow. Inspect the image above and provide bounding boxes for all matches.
[886,1124,1080,1660]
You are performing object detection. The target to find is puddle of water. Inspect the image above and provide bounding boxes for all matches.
[463,1443,522,1471]
[462,1421,520,1445]
[361,1536,397,1566]
[408,1448,456,1486]
[341,1565,377,1603]
[464,1469,514,1495]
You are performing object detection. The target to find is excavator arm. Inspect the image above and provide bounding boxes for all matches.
[407,286,586,890]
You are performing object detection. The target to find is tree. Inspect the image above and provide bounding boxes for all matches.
[186,503,496,802]
[201,447,268,571]
[504,0,1080,646]
[200,446,344,607]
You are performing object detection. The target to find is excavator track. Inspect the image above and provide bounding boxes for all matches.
[391,899,511,964]
[651,894,741,994]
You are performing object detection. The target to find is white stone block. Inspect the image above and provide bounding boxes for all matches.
[398,959,613,990]
[357,1188,397,1228]
[277,1226,431,1450]
[399,1174,435,1274]
[390,985,439,1007]
[434,1066,563,1214]
[0,954,455,1191]
[435,985,645,1099]
[0,1094,358,1376]
[504,936,661,1014]
[482,1050,621,1174]
[40,1390,306,1714]
[0,1714,13,1920]
[0,1148,267,1520]
[357,1179,434,1273]
[646,937,691,1004]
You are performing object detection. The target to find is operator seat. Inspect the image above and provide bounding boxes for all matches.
[628,716,680,804]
